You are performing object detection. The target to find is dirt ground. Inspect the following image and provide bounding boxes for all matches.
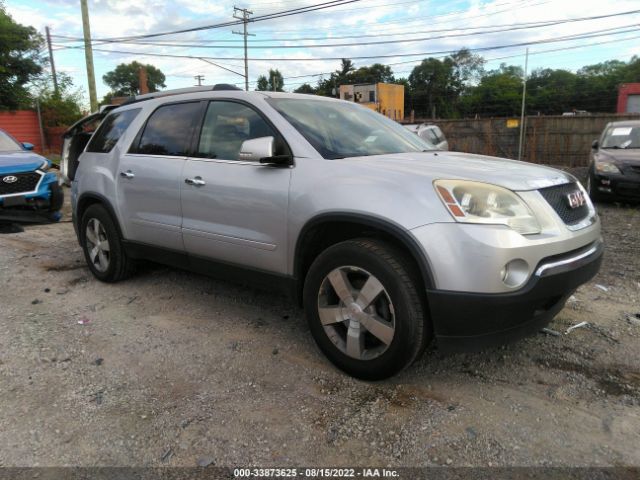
[0,184,639,468]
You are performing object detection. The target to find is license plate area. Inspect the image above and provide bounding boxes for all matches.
[2,195,27,207]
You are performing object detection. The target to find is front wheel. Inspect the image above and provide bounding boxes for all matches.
[303,239,429,380]
[586,170,605,203]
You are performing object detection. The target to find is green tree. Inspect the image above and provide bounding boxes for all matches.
[316,58,356,96]
[621,55,640,83]
[293,83,316,94]
[408,57,457,118]
[573,59,627,113]
[337,58,355,78]
[351,63,395,84]
[102,61,166,97]
[0,8,44,109]
[408,49,484,118]
[31,72,84,127]
[256,69,284,92]
[527,68,577,115]
[461,64,524,117]
[450,48,485,87]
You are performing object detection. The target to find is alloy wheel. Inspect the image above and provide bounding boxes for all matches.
[317,266,395,360]
[85,218,110,272]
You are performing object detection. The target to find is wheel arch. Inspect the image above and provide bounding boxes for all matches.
[293,213,435,304]
[76,192,124,241]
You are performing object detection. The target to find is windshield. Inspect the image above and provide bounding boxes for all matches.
[268,98,435,159]
[0,131,22,152]
[602,125,640,149]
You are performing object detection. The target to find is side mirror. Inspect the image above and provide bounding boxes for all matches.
[239,136,292,166]
[591,139,599,150]
[239,136,274,162]
[22,142,34,151]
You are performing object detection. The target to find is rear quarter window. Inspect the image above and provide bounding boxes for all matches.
[86,109,141,153]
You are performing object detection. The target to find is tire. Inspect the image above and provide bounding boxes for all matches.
[80,204,135,282]
[49,182,64,212]
[303,238,429,380]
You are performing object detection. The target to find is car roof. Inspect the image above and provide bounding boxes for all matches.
[607,120,640,127]
[107,88,345,116]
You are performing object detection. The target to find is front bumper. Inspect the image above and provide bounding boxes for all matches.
[593,172,640,201]
[0,172,63,222]
[427,240,603,352]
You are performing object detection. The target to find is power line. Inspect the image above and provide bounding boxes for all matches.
[50,0,542,44]
[246,0,542,35]
[75,0,364,44]
[77,15,622,44]
[52,24,640,62]
[56,9,639,50]
[240,32,640,86]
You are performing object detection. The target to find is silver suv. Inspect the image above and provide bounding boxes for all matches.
[66,85,603,379]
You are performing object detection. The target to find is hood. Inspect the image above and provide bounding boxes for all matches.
[0,151,48,175]
[595,148,640,166]
[340,151,575,191]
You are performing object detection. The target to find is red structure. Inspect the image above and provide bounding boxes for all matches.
[0,110,44,152]
[617,83,640,113]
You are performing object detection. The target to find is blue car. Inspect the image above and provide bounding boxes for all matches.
[0,128,63,223]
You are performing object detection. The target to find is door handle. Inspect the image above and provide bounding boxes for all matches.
[185,177,206,186]
[120,170,135,179]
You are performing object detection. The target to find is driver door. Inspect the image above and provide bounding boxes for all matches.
[181,100,292,274]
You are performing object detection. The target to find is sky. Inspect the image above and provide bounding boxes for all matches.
[6,0,640,106]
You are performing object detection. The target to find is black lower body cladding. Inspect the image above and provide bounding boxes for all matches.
[428,241,604,352]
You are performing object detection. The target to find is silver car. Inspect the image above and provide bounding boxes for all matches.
[404,123,448,150]
[65,85,603,379]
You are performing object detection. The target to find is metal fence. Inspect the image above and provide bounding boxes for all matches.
[416,114,640,166]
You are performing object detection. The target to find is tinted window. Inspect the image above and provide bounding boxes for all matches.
[86,109,140,153]
[135,102,201,156]
[196,101,278,160]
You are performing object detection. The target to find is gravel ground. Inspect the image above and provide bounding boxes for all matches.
[0,183,639,468]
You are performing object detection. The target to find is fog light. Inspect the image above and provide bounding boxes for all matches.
[501,259,529,288]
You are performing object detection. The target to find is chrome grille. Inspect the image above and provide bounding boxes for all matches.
[538,182,589,226]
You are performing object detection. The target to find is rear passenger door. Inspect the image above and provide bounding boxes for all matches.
[181,100,292,274]
[116,101,202,251]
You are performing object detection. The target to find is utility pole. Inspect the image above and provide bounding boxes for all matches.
[80,0,98,112]
[232,6,253,91]
[45,26,59,96]
[138,66,149,94]
[194,74,205,86]
[518,47,529,161]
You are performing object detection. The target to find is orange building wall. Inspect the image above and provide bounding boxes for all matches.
[377,83,404,121]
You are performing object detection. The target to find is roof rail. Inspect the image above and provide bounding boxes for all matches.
[120,84,243,106]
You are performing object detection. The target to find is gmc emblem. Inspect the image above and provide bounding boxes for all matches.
[566,191,586,209]
[2,176,18,184]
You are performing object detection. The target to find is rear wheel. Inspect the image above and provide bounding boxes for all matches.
[303,238,429,380]
[80,204,135,282]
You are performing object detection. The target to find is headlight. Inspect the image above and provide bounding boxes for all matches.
[595,161,620,174]
[434,180,541,235]
[39,160,50,172]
